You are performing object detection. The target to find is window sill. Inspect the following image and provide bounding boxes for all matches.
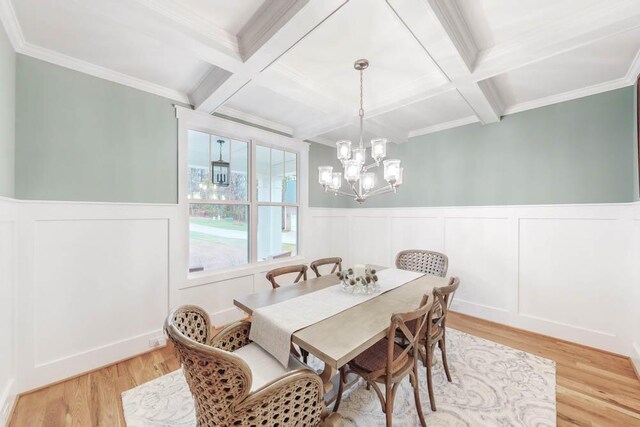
[182,255,306,289]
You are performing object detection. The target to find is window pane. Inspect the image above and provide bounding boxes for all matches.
[258,206,298,261]
[256,145,271,202]
[270,149,284,203]
[284,151,297,204]
[189,203,249,272]
[188,130,248,201]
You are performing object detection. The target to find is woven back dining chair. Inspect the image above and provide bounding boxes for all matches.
[335,295,434,427]
[422,276,460,411]
[395,249,448,277]
[309,257,343,277]
[265,264,308,289]
[164,305,326,427]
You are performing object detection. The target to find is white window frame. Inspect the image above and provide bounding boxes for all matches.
[175,106,309,287]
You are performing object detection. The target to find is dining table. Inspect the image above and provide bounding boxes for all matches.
[233,267,450,399]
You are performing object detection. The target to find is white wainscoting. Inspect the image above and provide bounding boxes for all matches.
[632,203,640,376]
[309,203,637,357]
[7,198,315,393]
[0,197,17,424]
[4,200,640,395]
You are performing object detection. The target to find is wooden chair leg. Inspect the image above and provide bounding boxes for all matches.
[384,382,394,427]
[333,368,345,413]
[439,336,452,382]
[426,344,436,411]
[411,364,427,427]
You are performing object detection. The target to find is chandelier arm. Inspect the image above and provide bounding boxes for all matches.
[331,189,359,198]
[349,182,361,198]
[364,184,396,197]
[362,161,380,171]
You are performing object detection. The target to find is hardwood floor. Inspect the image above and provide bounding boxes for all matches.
[8,312,640,426]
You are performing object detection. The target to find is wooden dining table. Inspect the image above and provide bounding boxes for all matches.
[233,269,450,396]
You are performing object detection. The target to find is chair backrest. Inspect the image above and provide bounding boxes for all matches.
[164,305,253,426]
[383,295,434,377]
[432,276,460,332]
[395,249,448,277]
[266,264,308,289]
[309,257,342,277]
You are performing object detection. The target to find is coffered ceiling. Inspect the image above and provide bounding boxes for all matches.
[1,0,639,145]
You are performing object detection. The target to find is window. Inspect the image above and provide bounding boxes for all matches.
[187,130,299,273]
[256,147,298,261]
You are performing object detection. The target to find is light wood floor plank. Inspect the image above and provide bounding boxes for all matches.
[8,313,640,426]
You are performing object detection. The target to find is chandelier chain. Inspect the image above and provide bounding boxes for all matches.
[358,68,364,147]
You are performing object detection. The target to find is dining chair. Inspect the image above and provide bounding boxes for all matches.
[309,257,343,277]
[422,276,460,411]
[334,295,434,427]
[395,249,448,277]
[164,305,326,427]
[265,264,308,289]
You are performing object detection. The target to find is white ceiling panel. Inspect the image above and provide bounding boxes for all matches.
[319,124,383,146]
[13,0,213,94]
[371,90,474,133]
[490,27,640,109]
[458,0,607,51]
[225,83,340,131]
[274,0,447,110]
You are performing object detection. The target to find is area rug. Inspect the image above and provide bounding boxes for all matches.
[122,329,556,426]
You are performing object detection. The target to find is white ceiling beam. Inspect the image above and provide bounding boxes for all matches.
[364,118,409,144]
[193,0,348,113]
[386,0,502,124]
[293,115,354,142]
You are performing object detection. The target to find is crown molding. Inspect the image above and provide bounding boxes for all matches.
[0,0,190,103]
[503,76,635,116]
[625,48,640,82]
[215,106,293,136]
[20,43,191,103]
[407,115,478,139]
[307,136,335,147]
[0,0,24,49]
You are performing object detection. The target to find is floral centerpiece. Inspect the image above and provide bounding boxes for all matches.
[337,265,380,294]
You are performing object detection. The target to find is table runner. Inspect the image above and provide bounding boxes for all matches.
[249,268,425,367]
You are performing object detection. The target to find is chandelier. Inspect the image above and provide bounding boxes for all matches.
[317,59,403,203]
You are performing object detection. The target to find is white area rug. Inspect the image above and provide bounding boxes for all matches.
[122,329,556,426]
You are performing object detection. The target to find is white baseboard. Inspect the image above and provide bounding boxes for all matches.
[632,343,640,381]
[19,329,164,393]
[0,378,15,426]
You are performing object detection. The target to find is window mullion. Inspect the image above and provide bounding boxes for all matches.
[250,140,258,264]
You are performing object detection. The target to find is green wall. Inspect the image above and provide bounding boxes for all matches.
[310,87,636,208]
[15,55,178,203]
[0,25,15,197]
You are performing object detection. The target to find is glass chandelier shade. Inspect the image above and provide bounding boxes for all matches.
[352,148,366,165]
[318,166,333,185]
[371,138,387,162]
[330,172,342,190]
[362,172,376,191]
[344,159,361,182]
[383,159,401,183]
[336,140,352,161]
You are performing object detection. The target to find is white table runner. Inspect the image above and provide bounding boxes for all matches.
[249,268,425,367]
